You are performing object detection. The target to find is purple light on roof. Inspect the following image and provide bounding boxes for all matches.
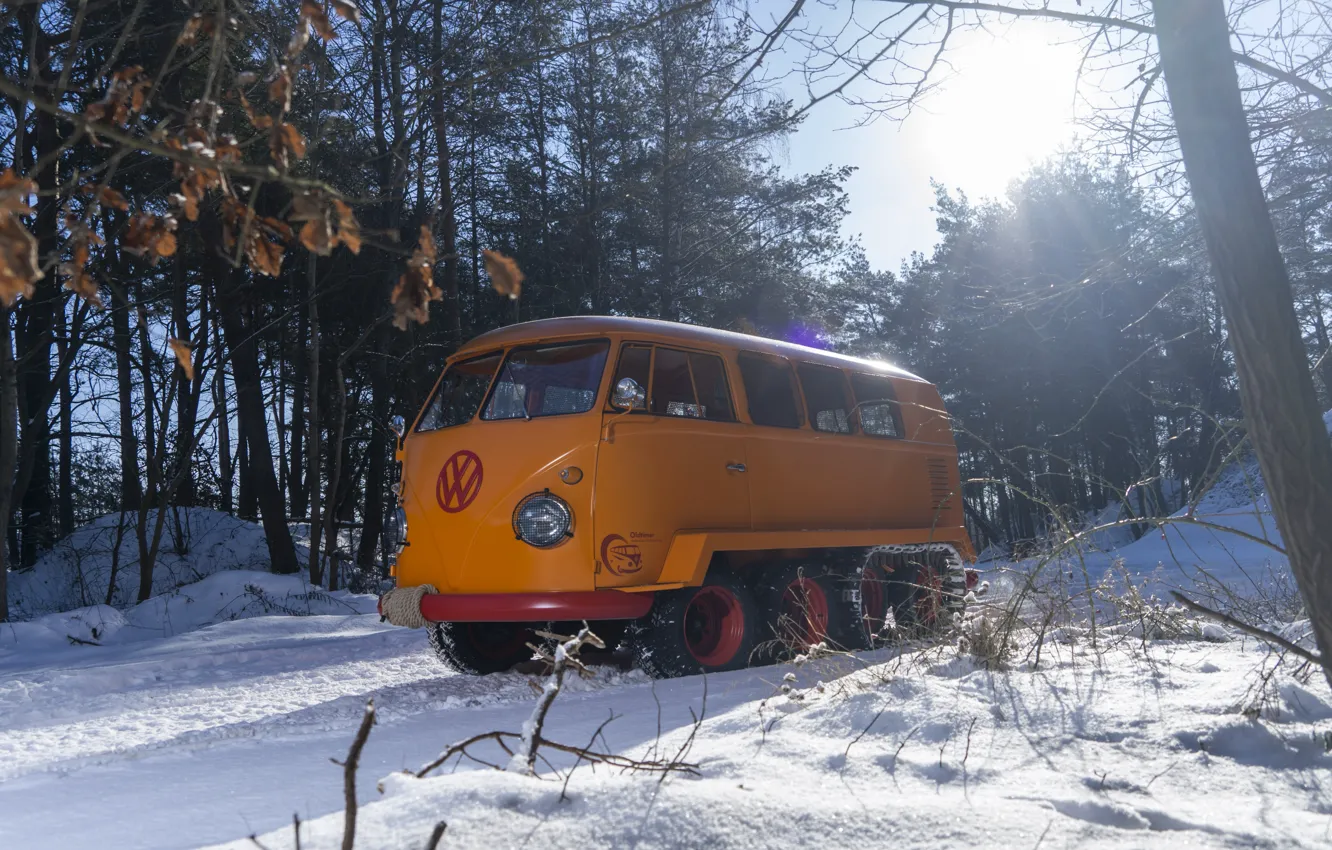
[783,322,826,350]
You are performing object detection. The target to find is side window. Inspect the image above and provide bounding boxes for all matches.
[850,372,903,438]
[797,363,853,434]
[651,348,698,417]
[416,352,500,431]
[610,344,651,410]
[689,352,735,422]
[737,352,802,428]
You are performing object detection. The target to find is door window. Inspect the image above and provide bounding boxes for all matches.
[797,363,854,434]
[481,340,610,420]
[610,343,736,421]
[416,352,501,431]
[737,352,802,428]
[850,372,903,437]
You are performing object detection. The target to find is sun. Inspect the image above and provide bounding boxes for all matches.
[902,22,1083,199]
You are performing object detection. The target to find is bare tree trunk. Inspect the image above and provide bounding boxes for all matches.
[217,276,300,575]
[0,306,17,621]
[306,253,324,586]
[433,0,462,348]
[111,278,143,511]
[1154,0,1332,682]
[214,319,234,515]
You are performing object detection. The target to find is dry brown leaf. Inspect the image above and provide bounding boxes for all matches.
[270,122,307,167]
[332,199,362,254]
[176,13,216,46]
[390,225,441,330]
[168,338,195,381]
[483,249,523,300]
[330,0,361,23]
[299,218,333,256]
[84,66,148,129]
[60,239,103,308]
[286,23,310,59]
[0,214,42,306]
[301,0,337,40]
[268,69,293,113]
[0,169,36,215]
[122,213,179,263]
[95,185,129,211]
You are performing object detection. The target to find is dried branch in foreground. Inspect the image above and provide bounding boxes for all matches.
[1169,591,1327,674]
[413,627,698,782]
[329,699,376,850]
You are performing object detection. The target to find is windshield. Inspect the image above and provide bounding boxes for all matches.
[416,352,501,431]
[482,340,610,420]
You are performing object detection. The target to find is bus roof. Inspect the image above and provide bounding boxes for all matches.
[454,316,927,383]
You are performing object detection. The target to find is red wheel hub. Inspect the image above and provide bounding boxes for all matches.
[779,576,830,649]
[860,566,888,635]
[915,566,944,627]
[683,586,746,666]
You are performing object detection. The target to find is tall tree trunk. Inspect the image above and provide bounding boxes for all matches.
[0,306,17,621]
[433,0,462,349]
[56,298,73,534]
[214,317,234,515]
[237,430,256,520]
[217,277,299,574]
[172,253,197,505]
[111,284,144,510]
[306,253,324,586]
[15,7,59,566]
[289,294,306,518]
[1154,0,1332,683]
[356,333,389,571]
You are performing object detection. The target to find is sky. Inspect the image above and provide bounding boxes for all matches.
[775,10,1087,272]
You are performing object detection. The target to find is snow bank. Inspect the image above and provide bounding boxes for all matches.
[8,508,273,619]
[0,570,378,660]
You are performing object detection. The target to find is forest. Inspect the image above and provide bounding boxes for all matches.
[3,0,1332,619]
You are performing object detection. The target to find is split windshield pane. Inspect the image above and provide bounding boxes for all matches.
[482,340,610,420]
[416,352,501,431]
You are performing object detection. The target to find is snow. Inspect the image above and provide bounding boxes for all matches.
[1,454,1329,848]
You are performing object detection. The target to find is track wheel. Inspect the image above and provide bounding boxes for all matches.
[893,557,948,638]
[427,621,539,675]
[859,556,892,643]
[754,563,869,660]
[629,573,759,678]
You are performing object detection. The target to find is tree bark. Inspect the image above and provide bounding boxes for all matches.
[111,278,144,511]
[1153,0,1332,682]
[0,306,17,621]
[217,275,300,575]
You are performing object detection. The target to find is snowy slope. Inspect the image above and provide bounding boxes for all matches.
[1,606,1328,850]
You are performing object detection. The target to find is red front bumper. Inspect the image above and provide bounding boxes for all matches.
[381,589,655,623]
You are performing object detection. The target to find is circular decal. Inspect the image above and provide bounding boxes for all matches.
[600,534,643,576]
[436,450,484,513]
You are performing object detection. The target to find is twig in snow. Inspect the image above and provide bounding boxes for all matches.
[961,716,978,795]
[66,634,102,646]
[842,708,885,767]
[330,699,376,850]
[886,724,921,788]
[424,821,447,850]
[560,709,619,803]
[293,814,302,850]
[510,626,605,775]
[1169,591,1327,674]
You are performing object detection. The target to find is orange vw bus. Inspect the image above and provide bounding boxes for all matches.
[382,317,974,678]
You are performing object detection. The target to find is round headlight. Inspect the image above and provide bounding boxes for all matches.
[513,491,573,548]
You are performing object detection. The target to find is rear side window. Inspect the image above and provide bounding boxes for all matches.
[416,353,501,431]
[738,353,801,428]
[482,340,609,420]
[850,372,903,438]
[689,352,735,422]
[798,363,853,434]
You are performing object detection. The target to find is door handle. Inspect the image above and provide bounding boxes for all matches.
[726,463,747,473]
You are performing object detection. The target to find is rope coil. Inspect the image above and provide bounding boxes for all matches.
[379,584,437,629]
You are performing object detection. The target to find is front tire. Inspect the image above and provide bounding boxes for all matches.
[630,573,759,678]
[427,621,538,675]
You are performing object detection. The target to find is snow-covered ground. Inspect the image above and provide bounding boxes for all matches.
[1,453,1329,849]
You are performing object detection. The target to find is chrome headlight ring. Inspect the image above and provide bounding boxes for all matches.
[512,490,574,548]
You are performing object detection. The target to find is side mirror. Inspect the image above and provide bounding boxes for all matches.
[610,377,646,411]
[389,415,406,444]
